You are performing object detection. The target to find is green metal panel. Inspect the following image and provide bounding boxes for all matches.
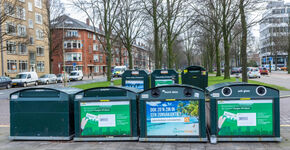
[9,87,81,140]
[206,82,281,143]
[182,66,208,90]
[73,86,139,141]
[150,69,178,88]
[138,84,207,142]
[122,70,149,90]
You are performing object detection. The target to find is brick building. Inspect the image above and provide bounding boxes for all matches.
[51,15,150,76]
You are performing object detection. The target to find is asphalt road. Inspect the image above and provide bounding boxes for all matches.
[0,76,109,100]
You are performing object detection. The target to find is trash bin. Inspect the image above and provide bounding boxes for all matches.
[151,69,178,88]
[138,85,207,142]
[73,86,140,141]
[9,87,81,140]
[182,66,208,90]
[206,82,282,143]
[122,70,149,90]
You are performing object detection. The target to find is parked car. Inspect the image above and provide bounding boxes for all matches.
[69,70,84,81]
[0,76,12,89]
[56,73,70,83]
[231,67,241,74]
[259,67,269,75]
[12,72,38,87]
[38,74,57,85]
[112,66,127,77]
[247,67,261,78]
[281,67,288,71]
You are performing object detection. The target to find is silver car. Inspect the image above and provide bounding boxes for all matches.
[38,74,57,85]
[56,73,70,83]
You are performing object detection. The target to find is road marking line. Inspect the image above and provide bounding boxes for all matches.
[0,125,9,127]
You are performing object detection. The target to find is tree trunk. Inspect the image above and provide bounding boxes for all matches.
[127,46,133,69]
[223,34,230,79]
[274,52,278,71]
[187,51,191,66]
[215,36,221,76]
[153,1,160,69]
[106,38,112,81]
[167,37,173,69]
[240,0,248,82]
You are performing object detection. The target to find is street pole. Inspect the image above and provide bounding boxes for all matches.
[62,22,67,87]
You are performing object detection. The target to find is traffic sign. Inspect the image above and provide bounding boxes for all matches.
[73,62,76,67]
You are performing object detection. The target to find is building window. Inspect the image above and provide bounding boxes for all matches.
[17,25,26,36]
[28,19,33,28]
[64,40,82,49]
[16,7,25,20]
[35,13,43,24]
[36,29,43,40]
[65,53,82,61]
[19,60,28,72]
[6,22,16,35]
[93,44,98,51]
[88,33,92,38]
[35,0,42,9]
[19,0,25,2]
[66,30,78,37]
[94,66,99,73]
[89,45,92,53]
[37,61,44,72]
[37,47,44,56]
[100,55,103,63]
[29,36,34,45]
[18,43,27,55]
[4,2,15,16]
[93,54,99,62]
[7,60,17,73]
[28,2,32,11]
[93,34,96,40]
[6,41,16,54]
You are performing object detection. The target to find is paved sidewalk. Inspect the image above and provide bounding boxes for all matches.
[0,127,289,150]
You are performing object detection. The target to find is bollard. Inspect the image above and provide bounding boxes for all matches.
[110,78,114,86]
[235,73,239,82]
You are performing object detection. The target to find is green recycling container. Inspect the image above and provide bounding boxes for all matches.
[10,87,81,140]
[73,86,140,141]
[182,66,208,90]
[122,70,149,90]
[206,82,282,143]
[151,69,178,88]
[138,84,207,142]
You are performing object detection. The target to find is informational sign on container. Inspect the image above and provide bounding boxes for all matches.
[80,101,131,136]
[146,100,199,136]
[217,100,273,136]
[125,80,144,90]
[155,79,174,87]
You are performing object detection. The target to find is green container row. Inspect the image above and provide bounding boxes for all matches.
[9,83,281,143]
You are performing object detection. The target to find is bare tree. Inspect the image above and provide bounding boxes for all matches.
[141,0,164,69]
[73,0,120,81]
[44,0,65,73]
[114,0,145,69]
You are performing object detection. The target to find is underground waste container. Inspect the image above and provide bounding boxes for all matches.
[9,87,81,140]
[73,86,140,141]
[151,69,178,88]
[122,70,149,90]
[138,84,207,142]
[182,66,208,90]
[206,82,282,143]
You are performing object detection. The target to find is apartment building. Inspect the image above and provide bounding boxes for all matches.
[0,0,49,77]
[51,15,150,76]
[259,0,289,68]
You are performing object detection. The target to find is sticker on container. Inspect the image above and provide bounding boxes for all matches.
[237,113,256,126]
[141,94,149,99]
[161,70,168,74]
[184,69,188,73]
[194,93,199,98]
[212,93,220,97]
[201,71,206,75]
[98,114,116,127]
[132,71,139,75]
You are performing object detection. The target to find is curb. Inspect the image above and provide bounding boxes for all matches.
[280,95,290,98]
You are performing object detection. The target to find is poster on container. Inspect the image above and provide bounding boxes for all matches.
[146,100,199,136]
[125,80,144,90]
[155,79,174,87]
[80,101,131,136]
[217,100,273,136]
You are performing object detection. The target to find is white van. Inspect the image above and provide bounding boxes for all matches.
[69,70,83,81]
[12,72,39,87]
[113,66,127,77]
